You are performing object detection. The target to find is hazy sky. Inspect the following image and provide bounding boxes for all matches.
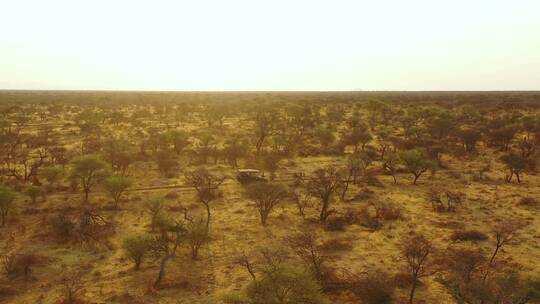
[1,0,539,91]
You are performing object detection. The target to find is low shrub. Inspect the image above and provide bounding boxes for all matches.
[2,253,42,280]
[164,191,179,200]
[324,216,349,231]
[518,197,539,207]
[352,188,375,200]
[366,176,385,188]
[376,201,404,221]
[358,206,383,230]
[451,229,488,242]
[319,238,353,251]
[348,271,395,304]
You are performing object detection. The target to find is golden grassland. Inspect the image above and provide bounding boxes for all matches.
[1,91,539,304]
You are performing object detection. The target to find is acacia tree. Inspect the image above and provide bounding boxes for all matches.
[291,190,313,218]
[306,166,342,222]
[223,136,248,167]
[184,168,225,229]
[48,145,70,169]
[102,138,135,175]
[382,151,400,184]
[154,150,179,177]
[315,127,335,149]
[500,153,533,183]
[145,195,165,232]
[341,126,372,152]
[0,185,17,226]
[400,148,436,185]
[40,165,63,188]
[261,152,282,180]
[102,175,132,209]
[245,182,288,226]
[488,125,517,151]
[193,132,216,164]
[5,148,47,183]
[166,129,190,155]
[70,155,108,202]
[456,128,482,153]
[122,233,153,270]
[287,230,327,284]
[24,185,45,204]
[483,220,526,281]
[401,234,436,304]
[340,158,358,202]
[150,219,186,288]
[252,108,278,155]
[374,126,395,159]
[224,261,329,304]
[185,218,208,260]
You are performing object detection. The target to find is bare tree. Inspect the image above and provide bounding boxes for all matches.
[145,195,165,232]
[483,220,527,281]
[184,168,225,229]
[401,233,436,304]
[60,271,85,304]
[0,185,17,227]
[382,151,400,184]
[245,182,288,226]
[287,230,327,284]
[150,219,186,288]
[234,251,257,280]
[306,166,342,222]
[252,108,278,155]
[291,190,313,218]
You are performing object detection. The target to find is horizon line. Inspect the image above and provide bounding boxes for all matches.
[1,89,540,93]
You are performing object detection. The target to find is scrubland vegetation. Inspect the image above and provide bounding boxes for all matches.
[1,90,540,303]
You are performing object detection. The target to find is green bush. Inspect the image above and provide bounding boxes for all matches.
[0,185,17,227]
[122,233,154,270]
[224,262,329,304]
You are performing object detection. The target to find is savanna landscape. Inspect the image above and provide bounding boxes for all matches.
[1,90,540,304]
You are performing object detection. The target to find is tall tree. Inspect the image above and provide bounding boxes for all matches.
[70,155,108,202]
[306,167,342,222]
[245,182,288,226]
[184,168,225,229]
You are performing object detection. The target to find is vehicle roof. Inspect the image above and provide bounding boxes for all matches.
[237,169,260,173]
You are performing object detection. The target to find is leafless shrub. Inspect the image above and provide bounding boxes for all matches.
[324,215,350,231]
[517,197,539,207]
[290,191,313,218]
[483,220,527,281]
[400,233,437,304]
[50,207,114,244]
[358,206,383,230]
[234,251,256,280]
[164,191,179,200]
[451,229,488,242]
[352,188,375,201]
[59,272,85,304]
[358,201,403,230]
[2,252,41,280]
[347,270,395,304]
[444,248,486,283]
[306,166,343,222]
[286,230,328,284]
[233,247,289,280]
[319,238,353,252]
[374,201,404,221]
